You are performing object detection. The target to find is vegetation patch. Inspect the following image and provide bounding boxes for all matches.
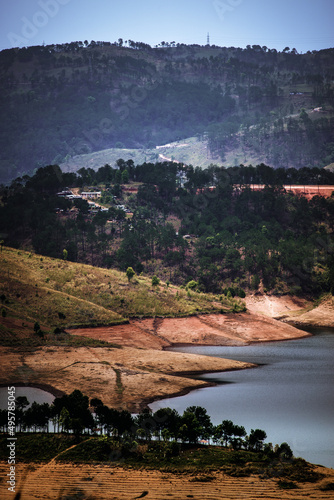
[319,481,334,491]
[0,246,242,342]
[277,480,299,489]
[0,434,80,463]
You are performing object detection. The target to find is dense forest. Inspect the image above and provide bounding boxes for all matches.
[1,162,333,297]
[0,41,334,183]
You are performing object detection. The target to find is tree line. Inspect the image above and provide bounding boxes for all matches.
[0,389,293,459]
[1,162,334,295]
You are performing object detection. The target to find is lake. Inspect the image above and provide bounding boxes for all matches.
[149,327,334,468]
[0,386,55,409]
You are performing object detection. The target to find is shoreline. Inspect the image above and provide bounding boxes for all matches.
[1,295,331,413]
[0,382,65,399]
[0,320,322,413]
[0,344,255,413]
[284,321,334,330]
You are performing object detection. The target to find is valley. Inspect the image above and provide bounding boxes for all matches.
[1,37,334,500]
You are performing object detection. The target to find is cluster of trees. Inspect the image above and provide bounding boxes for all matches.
[0,389,293,458]
[1,41,334,183]
[208,109,334,169]
[1,162,334,295]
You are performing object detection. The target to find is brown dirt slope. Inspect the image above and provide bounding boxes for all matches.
[281,296,334,327]
[0,308,308,412]
[1,461,333,500]
[245,294,310,318]
[245,294,334,328]
[0,345,254,412]
[69,312,310,350]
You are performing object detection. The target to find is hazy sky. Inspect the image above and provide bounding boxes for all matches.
[0,0,333,53]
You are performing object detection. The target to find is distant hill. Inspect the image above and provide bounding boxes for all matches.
[0,41,334,183]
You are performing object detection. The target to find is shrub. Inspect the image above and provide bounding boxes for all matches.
[33,321,44,338]
[126,267,135,282]
[151,275,160,286]
[222,286,246,298]
[276,442,293,460]
[186,280,198,290]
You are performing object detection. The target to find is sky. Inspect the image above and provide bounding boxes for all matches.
[0,0,333,53]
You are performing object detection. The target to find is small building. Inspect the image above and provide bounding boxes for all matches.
[81,191,101,200]
[57,190,72,197]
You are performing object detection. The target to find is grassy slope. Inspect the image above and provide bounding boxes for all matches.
[0,246,235,337]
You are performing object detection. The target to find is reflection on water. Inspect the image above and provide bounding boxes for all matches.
[150,329,334,468]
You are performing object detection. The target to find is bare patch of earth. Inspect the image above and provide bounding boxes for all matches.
[246,294,334,328]
[1,461,333,500]
[280,296,334,327]
[0,344,254,412]
[0,309,311,412]
[69,312,309,350]
[245,294,311,318]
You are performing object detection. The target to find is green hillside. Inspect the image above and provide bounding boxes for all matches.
[0,42,334,183]
[0,246,240,342]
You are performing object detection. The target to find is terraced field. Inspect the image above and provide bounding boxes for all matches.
[1,460,334,499]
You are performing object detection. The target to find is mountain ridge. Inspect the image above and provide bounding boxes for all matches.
[1,41,333,183]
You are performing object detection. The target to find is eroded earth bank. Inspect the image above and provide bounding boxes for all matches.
[0,296,313,412]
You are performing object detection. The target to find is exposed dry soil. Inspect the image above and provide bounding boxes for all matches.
[0,344,254,413]
[1,461,334,500]
[280,296,334,327]
[1,308,310,412]
[68,311,310,350]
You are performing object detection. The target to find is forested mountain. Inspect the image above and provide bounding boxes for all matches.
[1,163,333,297]
[0,41,334,183]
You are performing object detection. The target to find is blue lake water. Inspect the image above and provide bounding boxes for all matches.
[149,328,334,468]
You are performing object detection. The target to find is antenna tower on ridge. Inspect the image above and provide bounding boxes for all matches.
[207,32,210,46]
